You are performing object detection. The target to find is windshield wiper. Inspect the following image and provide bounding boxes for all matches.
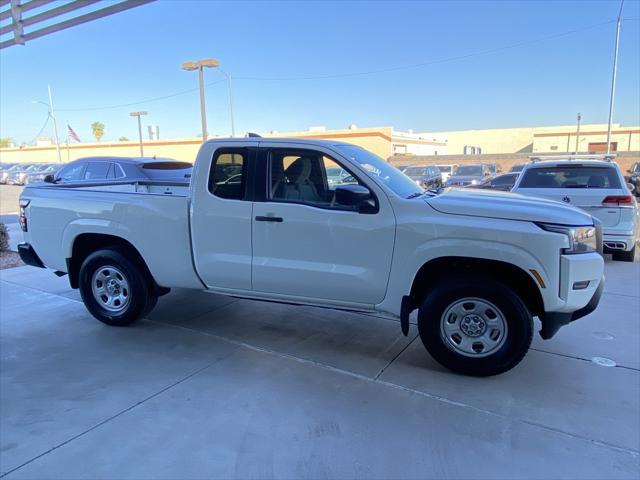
[406,192,425,199]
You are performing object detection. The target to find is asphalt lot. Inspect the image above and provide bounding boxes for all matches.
[0,255,639,479]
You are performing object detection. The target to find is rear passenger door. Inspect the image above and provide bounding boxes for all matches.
[191,147,254,290]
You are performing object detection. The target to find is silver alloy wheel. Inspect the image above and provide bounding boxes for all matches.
[91,266,130,313]
[440,297,508,358]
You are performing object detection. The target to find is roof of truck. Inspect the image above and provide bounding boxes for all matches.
[204,137,356,148]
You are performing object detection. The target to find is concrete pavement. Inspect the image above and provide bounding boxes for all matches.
[0,260,638,479]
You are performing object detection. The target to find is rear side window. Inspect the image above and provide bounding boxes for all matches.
[519,166,621,189]
[209,149,247,200]
[84,162,111,180]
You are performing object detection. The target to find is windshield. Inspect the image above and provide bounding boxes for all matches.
[455,165,482,176]
[519,166,621,189]
[436,166,452,173]
[335,145,423,198]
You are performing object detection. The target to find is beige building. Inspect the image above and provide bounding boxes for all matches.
[423,123,640,155]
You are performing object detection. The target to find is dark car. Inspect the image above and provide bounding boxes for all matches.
[626,162,640,197]
[49,157,193,184]
[472,172,519,191]
[509,163,526,173]
[402,165,443,189]
[445,164,492,187]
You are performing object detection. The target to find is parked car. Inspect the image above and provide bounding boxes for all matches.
[7,164,47,186]
[626,162,640,197]
[509,163,526,173]
[434,164,458,183]
[402,165,443,189]
[512,155,638,262]
[18,138,604,376]
[445,164,493,187]
[472,172,519,191]
[486,163,501,175]
[49,157,193,184]
[1,163,29,184]
[24,164,61,184]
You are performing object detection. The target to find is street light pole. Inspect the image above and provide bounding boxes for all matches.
[47,84,62,163]
[575,112,581,153]
[198,65,208,141]
[182,58,235,140]
[606,0,624,154]
[129,111,147,156]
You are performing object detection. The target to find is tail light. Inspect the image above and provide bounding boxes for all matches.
[19,199,30,232]
[602,195,634,206]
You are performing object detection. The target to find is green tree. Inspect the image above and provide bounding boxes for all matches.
[118,136,129,142]
[0,137,12,148]
[91,122,105,142]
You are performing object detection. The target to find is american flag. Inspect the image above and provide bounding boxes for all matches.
[67,124,81,142]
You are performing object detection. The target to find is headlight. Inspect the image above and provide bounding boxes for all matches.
[470,179,481,185]
[537,223,597,254]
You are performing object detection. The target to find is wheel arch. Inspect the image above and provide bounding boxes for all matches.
[67,233,163,294]
[409,256,545,318]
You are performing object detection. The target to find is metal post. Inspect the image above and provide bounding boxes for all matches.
[606,0,624,154]
[47,84,62,163]
[223,71,236,137]
[575,113,581,153]
[137,115,143,156]
[198,66,208,141]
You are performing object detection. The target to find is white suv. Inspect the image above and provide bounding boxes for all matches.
[513,155,639,262]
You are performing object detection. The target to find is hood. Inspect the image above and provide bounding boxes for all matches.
[426,188,594,225]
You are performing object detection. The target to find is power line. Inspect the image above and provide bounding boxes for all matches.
[235,19,620,81]
[56,79,226,112]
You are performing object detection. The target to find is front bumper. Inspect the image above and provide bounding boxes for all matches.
[17,242,45,268]
[539,276,604,339]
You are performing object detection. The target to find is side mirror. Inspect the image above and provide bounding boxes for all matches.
[335,184,374,212]
[44,174,55,183]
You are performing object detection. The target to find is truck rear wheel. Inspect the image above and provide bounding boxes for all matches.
[418,276,533,376]
[79,248,157,326]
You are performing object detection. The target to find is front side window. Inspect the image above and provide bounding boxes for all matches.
[269,149,361,209]
[334,145,422,198]
[209,149,247,200]
[492,174,517,186]
[56,162,86,182]
[519,166,621,189]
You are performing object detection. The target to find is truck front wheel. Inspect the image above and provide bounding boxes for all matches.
[79,248,158,326]
[418,276,533,376]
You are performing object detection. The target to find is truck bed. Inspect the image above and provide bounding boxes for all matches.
[22,180,203,290]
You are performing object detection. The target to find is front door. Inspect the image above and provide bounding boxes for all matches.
[191,146,253,290]
[251,145,396,306]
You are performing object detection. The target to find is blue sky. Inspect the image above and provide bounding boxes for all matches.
[1,0,639,144]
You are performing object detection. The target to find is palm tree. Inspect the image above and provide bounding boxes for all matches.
[91,122,105,142]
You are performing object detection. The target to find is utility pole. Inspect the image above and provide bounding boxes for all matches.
[130,111,147,156]
[575,113,581,153]
[606,0,624,154]
[47,84,62,163]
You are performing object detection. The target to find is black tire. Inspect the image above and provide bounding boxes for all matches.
[78,247,157,326]
[612,245,636,262]
[418,276,533,376]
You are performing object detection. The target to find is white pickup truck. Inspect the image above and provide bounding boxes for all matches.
[18,138,605,376]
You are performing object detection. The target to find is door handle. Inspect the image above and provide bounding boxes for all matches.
[255,215,283,222]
